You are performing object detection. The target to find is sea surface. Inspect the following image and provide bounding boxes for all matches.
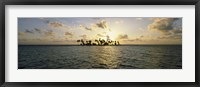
[18,45,182,69]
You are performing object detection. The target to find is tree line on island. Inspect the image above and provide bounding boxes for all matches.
[77,38,120,46]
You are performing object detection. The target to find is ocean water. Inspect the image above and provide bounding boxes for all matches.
[18,45,182,69]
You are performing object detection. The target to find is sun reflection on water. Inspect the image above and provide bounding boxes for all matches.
[91,46,122,69]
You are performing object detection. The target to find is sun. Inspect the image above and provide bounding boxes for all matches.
[107,31,117,40]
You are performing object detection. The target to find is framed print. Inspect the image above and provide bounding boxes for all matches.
[0,0,199,87]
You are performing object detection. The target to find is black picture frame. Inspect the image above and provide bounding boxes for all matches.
[0,0,199,87]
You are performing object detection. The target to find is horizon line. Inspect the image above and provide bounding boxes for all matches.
[18,44,182,46]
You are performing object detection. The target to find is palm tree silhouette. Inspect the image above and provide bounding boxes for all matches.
[95,39,100,45]
[80,39,85,45]
[77,38,120,46]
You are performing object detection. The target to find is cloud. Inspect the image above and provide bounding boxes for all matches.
[25,29,34,34]
[96,32,107,38]
[123,35,144,42]
[79,20,110,31]
[91,24,98,29]
[96,20,107,29]
[79,24,92,31]
[65,32,73,36]
[49,22,64,28]
[80,34,87,39]
[25,28,44,34]
[34,28,42,33]
[148,18,182,40]
[117,34,129,40]
[41,18,71,30]
[157,36,169,39]
[97,34,106,37]
[148,18,181,34]
[18,38,28,41]
[124,38,142,42]
[158,34,182,40]
[65,32,73,38]
[172,29,182,34]
[44,30,55,37]
[18,32,25,36]
[85,27,92,31]
[96,20,110,31]
[102,32,107,34]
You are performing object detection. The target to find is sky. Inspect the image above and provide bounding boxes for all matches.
[18,17,182,45]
